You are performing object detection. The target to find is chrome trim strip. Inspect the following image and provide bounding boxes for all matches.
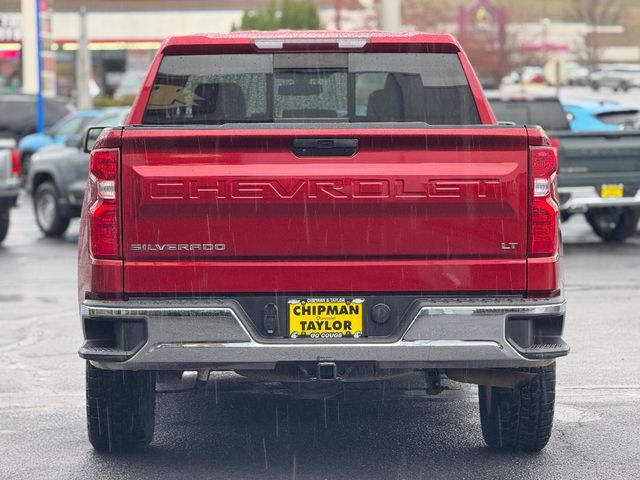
[81,300,565,324]
[559,186,640,211]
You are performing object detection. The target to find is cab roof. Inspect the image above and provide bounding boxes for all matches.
[160,30,461,51]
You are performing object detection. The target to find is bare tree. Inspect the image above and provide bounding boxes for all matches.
[566,0,625,67]
[400,0,451,31]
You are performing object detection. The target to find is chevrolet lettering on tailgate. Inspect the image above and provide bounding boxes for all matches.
[149,178,502,200]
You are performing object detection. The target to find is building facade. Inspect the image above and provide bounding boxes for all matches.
[0,0,371,97]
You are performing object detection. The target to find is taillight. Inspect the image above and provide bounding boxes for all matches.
[88,147,120,259]
[11,148,20,177]
[528,146,559,256]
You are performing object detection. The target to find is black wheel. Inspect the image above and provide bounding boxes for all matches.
[0,208,9,244]
[620,81,630,92]
[33,181,70,237]
[590,81,600,91]
[478,363,556,452]
[86,362,156,453]
[585,207,640,242]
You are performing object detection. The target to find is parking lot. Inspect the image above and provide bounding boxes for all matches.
[6,0,640,473]
[1,183,639,479]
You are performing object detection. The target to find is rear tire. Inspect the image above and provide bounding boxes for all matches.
[86,362,156,453]
[586,207,640,242]
[33,181,70,237]
[479,363,556,452]
[0,208,9,243]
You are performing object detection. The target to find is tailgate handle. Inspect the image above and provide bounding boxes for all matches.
[292,138,358,157]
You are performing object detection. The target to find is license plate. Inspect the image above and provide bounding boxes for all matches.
[601,184,624,198]
[288,298,364,339]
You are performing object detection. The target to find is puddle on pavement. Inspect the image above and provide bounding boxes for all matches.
[554,404,602,424]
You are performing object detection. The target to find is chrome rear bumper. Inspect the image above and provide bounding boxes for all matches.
[560,186,640,213]
[80,297,568,371]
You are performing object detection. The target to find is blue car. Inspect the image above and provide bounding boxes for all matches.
[562,99,639,132]
[18,109,102,175]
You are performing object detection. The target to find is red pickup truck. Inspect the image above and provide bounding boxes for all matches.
[78,31,568,453]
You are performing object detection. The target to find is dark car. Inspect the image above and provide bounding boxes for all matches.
[0,94,71,141]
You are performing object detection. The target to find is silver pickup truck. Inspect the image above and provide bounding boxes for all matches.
[27,108,129,237]
[0,138,20,244]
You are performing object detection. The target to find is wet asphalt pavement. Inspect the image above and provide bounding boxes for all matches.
[1,195,639,480]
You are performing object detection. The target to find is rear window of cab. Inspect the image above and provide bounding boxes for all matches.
[142,52,481,125]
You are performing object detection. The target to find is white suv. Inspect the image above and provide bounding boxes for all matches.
[589,64,640,92]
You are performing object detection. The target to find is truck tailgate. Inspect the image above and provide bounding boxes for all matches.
[555,131,640,195]
[121,127,529,294]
